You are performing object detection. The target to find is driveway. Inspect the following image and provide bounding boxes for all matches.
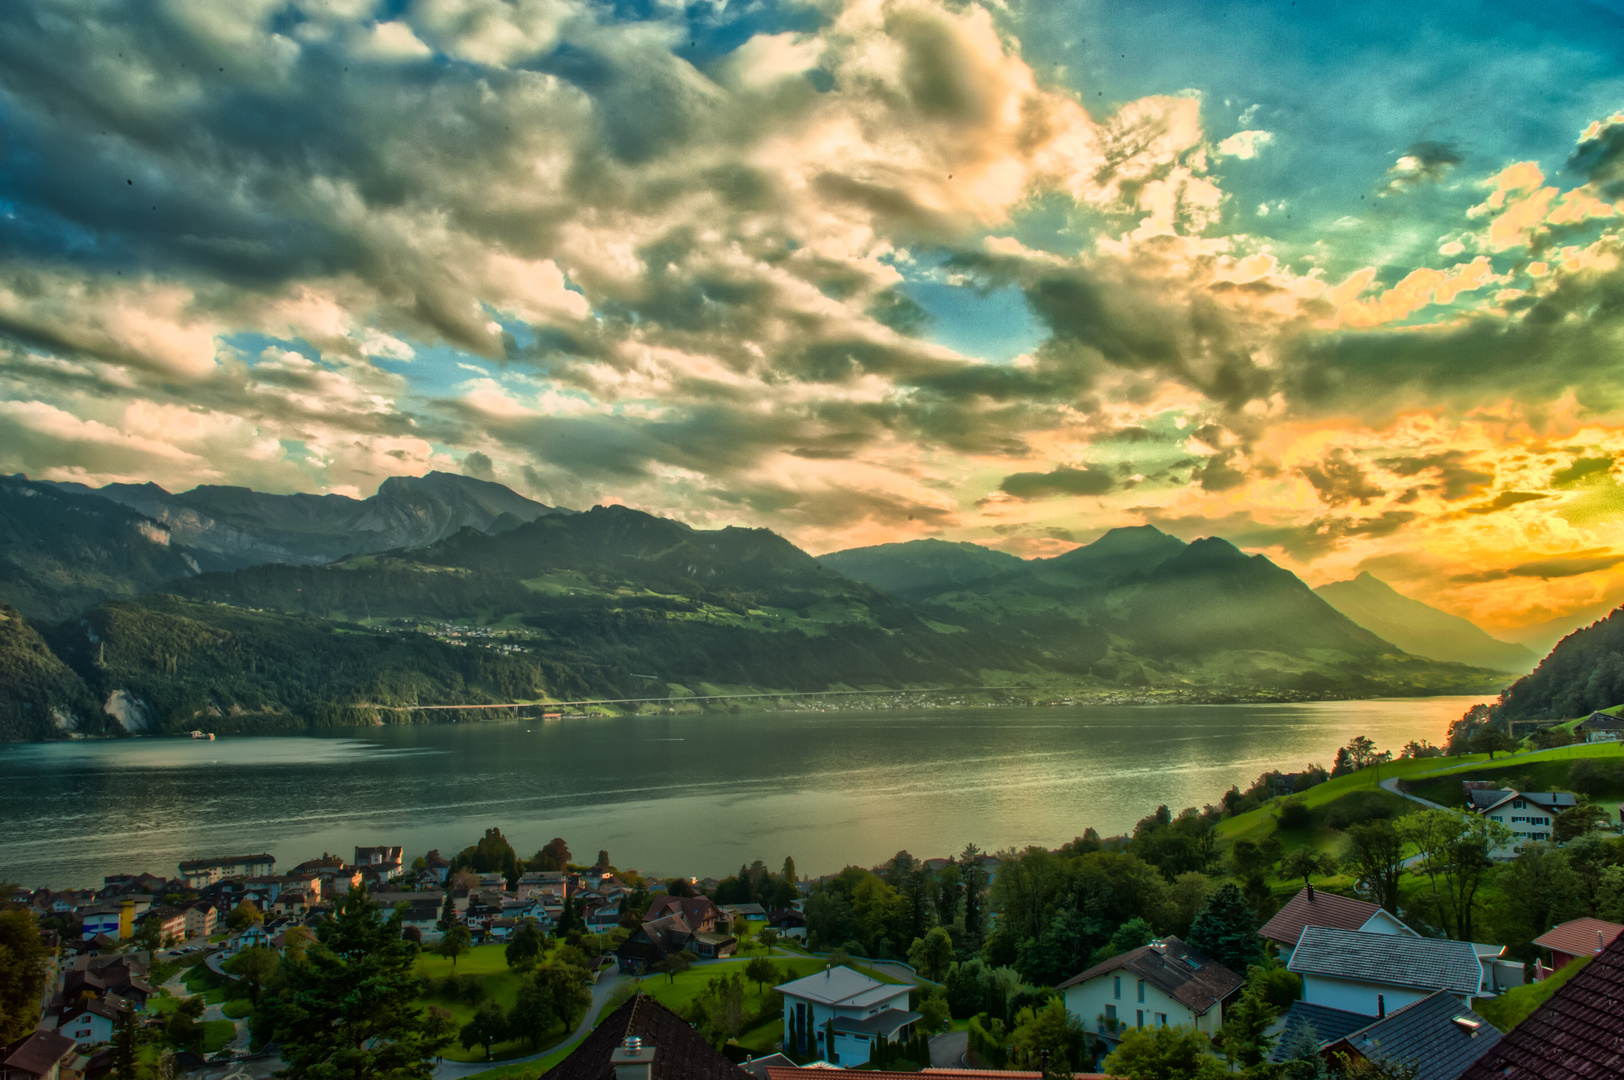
[929,1030,967,1068]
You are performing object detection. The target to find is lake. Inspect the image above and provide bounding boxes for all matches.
[0,696,1479,888]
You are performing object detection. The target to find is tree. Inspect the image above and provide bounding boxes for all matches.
[556,893,580,937]
[1218,979,1279,1070]
[745,956,777,995]
[530,838,572,872]
[655,950,694,983]
[258,883,455,1080]
[690,971,747,1047]
[455,827,522,884]
[109,1001,143,1080]
[960,843,987,937]
[223,945,280,1004]
[131,916,163,956]
[1006,998,1085,1074]
[436,893,457,933]
[594,850,610,870]
[437,923,472,968]
[758,926,780,950]
[1185,884,1260,975]
[161,995,205,1054]
[1279,847,1336,887]
[1470,728,1518,761]
[1103,1024,1226,1080]
[505,918,545,971]
[0,907,49,1042]
[460,1001,507,1060]
[782,856,797,885]
[508,976,558,1050]
[1276,1020,1331,1080]
[1401,809,1512,941]
[918,989,951,1034]
[226,900,263,933]
[1165,872,1215,938]
[1345,820,1406,914]
[907,927,955,981]
[534,963,593,1030]
[1555,804,1610,842]
[1343,736,1381,771]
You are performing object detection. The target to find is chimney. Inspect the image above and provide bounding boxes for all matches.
[1601,929,1607,954]
[611,1035,653,1080]
[1377,995,1385,1019]
[1306,883,1315,902]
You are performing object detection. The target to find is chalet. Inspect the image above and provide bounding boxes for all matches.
[777,966,919,1067]
[56,1000,121,1048]
[1466,790,1577,856]
[1460,929,1624,1078]
[539,993,752,1080]
[1530,917,1624,980]
[0,1030,77,1080]
[177,854,274,888]
[1058,936,1243,1048]
[1275,991,1501,1080]
[1259,885,1416,964]
[614,913,735,974]
[768,908,806,940]
[643,895,720,931]
[1577,712,1624,743]
[1287,927,1489,1015]
[354,846,404,881]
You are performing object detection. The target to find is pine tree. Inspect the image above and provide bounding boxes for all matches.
[110,1003,143,1080]
[436,892,456,932]
[1185,883,1261,975]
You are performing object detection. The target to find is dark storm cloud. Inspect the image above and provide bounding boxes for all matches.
[1552,455,1615,486]
[1453,551,1624,583]
[1569,118,1624,198]
[997,465,1114,499]
[1300,448,1385,507]
[1376,450,1494,500]
[1463,491,1550,515]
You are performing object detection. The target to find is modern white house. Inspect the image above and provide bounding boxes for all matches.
[1258,885,1416,964]
[778,965,919,1067]
[1467,789,1577,857]
[1286,926,1488,1016]
[1057,937,1243,1049]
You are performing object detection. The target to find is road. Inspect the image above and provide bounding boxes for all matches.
[431,971,629,1079]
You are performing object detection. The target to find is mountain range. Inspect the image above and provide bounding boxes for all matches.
[0,472,1518,740]
[1313,572,1537,673]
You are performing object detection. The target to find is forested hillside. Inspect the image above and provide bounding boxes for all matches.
[0,603,101,740]
[1496,606,1624,721]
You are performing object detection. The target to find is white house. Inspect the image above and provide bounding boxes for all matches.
[56,1000,120,1048]
[1259,885,1417,965]
[176,854,274,889]
[1467,790,1577,857]
[1286,926,1488,1016]
[1058,936,1243,1049]
[354,846,404,881]
[778,966,919,1067]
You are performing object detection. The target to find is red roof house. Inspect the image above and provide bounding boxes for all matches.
[1530,917,1624,980]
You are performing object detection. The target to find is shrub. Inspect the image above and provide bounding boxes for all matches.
[1277,800,1311,830]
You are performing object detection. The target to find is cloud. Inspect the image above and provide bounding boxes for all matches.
[1463,490,1550,515]
[1300,449,1385,507]
[997,465,1114,499]
[1215,130,1274,160]
[462,450,495,479]
[1453,551,1624,583]
[1552,455,1614,486]
[1381,141,1462,193]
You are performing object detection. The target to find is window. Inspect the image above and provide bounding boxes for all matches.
[1113,976,1121,1000]
[1138,980,1145,1003]
[1105,1005,1117,1021]
[1136,1010,1144,1027]
[1156,1012,1168,1027]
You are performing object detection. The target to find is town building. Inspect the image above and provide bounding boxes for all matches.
[0,1030,77,1080]
[1287,926,1489,1014]
[642,894,721,931]
[1057,937,1243,1049]
[354,846,404,881]
[177,854,274,888]
[777,965,919,1068]
[1530,917,1624,980]
[1465,790,1577,856]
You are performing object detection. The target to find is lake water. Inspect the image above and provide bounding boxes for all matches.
[0,697,1479,889]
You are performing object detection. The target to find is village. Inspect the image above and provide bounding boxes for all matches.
[5,725,1624,1080]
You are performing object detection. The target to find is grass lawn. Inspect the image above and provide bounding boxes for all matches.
[416,943,574,1062]
[635,957,810,1014]
[1407,747,1624,807]
[183,962,234,1004]
[1476,957,1590,1032]
[221,999,253,1020]
[200,1020,235,1054]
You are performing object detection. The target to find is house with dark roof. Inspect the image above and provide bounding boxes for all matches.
[1460,926,1624,1080]
[643,895,721,932]
[56,999,123,1048]
[613,913,734,974]
[1057,936,1243,1049]
[1287,926,1487,1016]
[778,965,919,1067]
[540,993,751,1080]
[1577,711,1624,743]
[1259,884,1416,963]
[1466,790,1577,856]
[1270,1001,1373,1062]
[1315,991,1501,1080]
[1530,917,1624,980]
[0,1030,77,1080]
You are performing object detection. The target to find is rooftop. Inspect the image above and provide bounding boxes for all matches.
[1056,936,1243,1015]
[1326,990,1501,1080]
[1269,1001,1372,1061]
[1461,929,1624,1079]
[778,965,904,1009]
[1287,927,1482,996]
[1531,918,1624,960]
[0,1030,77,1078]
[1259,886,1384,948]
[540,993,751,1080]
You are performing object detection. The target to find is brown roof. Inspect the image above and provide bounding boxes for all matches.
[1258,886,1382,947]
[1,1030,77,1078]
[541,994,750,1080]
[1055,936,1243,1015]
[644,895,719,927]
[1531,918,1624,960]
[1460,928,1624,1080]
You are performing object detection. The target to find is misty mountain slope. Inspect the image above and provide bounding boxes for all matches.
[0,603,100,740]
[818,539,1026,599]
[46,471,570,565]
[1495,605,1624,721]
[0,475,207,620]
[1315,572,1538,672]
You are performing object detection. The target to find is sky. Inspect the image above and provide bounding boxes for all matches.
[4,0,1624,638]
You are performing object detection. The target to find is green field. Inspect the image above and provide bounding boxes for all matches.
[415,943,579,1063]
[1408,751,1624,808]
[201,1020,236,1053]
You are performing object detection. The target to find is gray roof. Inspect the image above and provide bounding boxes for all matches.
[778,966,905,1009]
[1270,1002,1372,1062]
[830,1009,922,1038]
[1467,789,1577,813]
[1331,990,1502,1080]
[1287,927,1483,996]
[1057,936,1244,1015]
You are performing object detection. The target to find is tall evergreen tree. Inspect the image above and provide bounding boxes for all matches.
[259,883,454,1080]
[109,1003,143,1080]
[0,907,49,1042]
[1185,883,1261,976]
[436,892,457,932]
